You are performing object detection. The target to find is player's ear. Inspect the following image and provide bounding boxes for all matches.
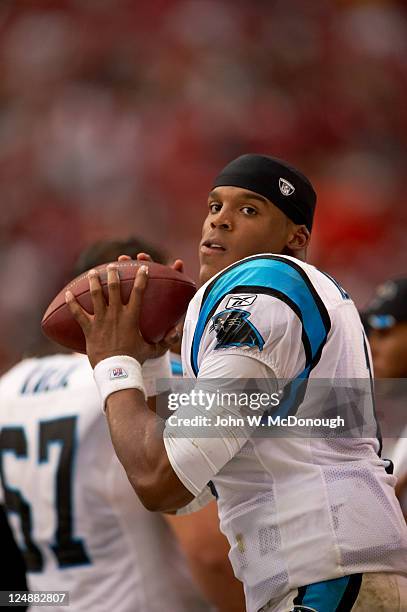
[285,225,310,252]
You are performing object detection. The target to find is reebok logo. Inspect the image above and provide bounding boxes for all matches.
[226,294,257,309]
[279,177,295,196]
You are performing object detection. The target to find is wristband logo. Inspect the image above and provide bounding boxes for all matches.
[109,367,129,380]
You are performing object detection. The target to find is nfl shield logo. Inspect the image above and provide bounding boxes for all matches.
[110,367,128,380]
[279,177,295,196]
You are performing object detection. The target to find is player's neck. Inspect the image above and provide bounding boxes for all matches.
[281,247,307,262]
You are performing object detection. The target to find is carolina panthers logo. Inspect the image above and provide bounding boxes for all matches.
[209,309,264,351]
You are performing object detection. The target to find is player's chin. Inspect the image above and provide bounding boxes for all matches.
[199,257,227,285]
[199,250,247,284]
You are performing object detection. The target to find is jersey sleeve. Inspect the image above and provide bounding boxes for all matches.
[163,353,275,497]
[188,255,331,380]
[199,294,305,380]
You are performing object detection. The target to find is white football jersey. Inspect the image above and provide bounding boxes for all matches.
[0,354,209,612]
[181,254,407,612]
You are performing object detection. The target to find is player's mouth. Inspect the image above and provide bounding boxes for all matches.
[200,239,227,255]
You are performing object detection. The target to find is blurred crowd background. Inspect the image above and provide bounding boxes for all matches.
[0,0,406,373]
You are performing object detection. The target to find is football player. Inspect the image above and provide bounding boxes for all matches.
[67,155,407,611]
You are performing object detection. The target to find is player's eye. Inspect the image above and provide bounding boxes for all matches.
[241,206,258,216]
[209,202,222,214]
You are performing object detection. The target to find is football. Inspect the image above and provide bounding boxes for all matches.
[41,260,196,352]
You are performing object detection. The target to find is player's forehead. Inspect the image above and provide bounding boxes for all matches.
[208,186,270,206]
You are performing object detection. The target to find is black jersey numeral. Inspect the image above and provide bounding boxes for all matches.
[0,417,91,572]
[0,427,43,571]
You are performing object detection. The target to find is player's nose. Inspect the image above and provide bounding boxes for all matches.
[210,213,232,230]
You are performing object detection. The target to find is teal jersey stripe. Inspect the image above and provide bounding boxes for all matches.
[191,256,330,376]
[301,575,350,610]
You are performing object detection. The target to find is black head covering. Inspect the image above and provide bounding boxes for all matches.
[362,277,407,330]
[212,154,316,231]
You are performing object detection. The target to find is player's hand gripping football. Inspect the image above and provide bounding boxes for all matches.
[65,263,180,369]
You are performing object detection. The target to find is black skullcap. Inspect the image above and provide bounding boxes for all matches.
[212,154,316,231]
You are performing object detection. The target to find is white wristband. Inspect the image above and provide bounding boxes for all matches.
[93,356,147,413]
[142,351,173,397]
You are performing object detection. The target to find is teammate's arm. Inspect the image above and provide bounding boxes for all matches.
[164,502,245,612]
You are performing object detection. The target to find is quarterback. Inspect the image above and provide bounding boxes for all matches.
[67,154,407,612]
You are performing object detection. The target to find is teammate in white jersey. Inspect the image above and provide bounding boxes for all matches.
[0,237,244,612]
[0,353,210,612]
[67,154,407,611]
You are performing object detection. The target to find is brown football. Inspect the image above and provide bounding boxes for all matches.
[41,260,196,353]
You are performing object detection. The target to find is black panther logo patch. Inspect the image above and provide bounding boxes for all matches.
[209,309,264,351]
